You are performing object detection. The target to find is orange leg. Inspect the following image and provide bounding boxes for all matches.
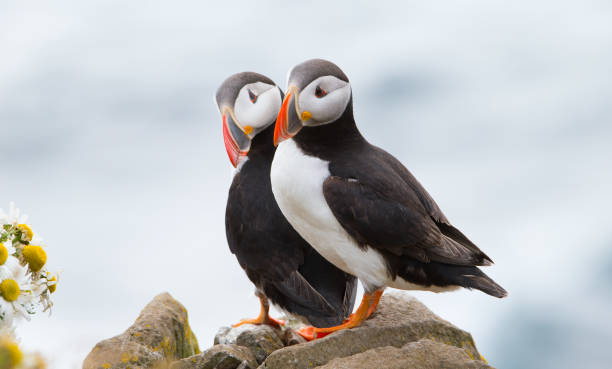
[296,289,384,341]
[365,289,384,318]
[343,288,384,322]
[233,295,285,328]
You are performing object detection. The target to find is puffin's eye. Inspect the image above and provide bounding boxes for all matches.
[315,86,327,98]
[248,89,258,103]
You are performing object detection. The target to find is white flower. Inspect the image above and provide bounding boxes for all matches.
[0,334,23,366]
[0,203,57,336]
[31,272,57,313]
[0,202,28,226]
[0,260,35,329]
[0,333,48,368]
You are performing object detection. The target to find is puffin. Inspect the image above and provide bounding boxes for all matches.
[215,72,357,330]
[270,59,507,339]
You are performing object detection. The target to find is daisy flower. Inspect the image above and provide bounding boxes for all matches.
[0,334,48,369]
[0,203,56,367]
[31,272,57,313]
[0,334,23,368]
[21,244,47,274]
[0,202,28,227]
[0,260,35,327]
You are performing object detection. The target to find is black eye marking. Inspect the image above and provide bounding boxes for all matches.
[315,86,327,98]
[248,89,258,103]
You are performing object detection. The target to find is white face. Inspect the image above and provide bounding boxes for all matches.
[233,82,282,137]
[297,75,351,126]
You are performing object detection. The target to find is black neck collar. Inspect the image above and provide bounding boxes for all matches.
[293,100,365,157]
[248,123,276,159]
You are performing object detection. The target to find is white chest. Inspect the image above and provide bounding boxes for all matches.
[270,140,389,291]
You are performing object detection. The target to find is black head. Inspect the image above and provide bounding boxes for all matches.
[274,59,353,145]
[215,72,283,167]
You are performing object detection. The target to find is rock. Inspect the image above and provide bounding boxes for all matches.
[317,339,492,369]
[214,325,285,364]
[170,344,258,369]
[282,329,307,347]
[82,291,494,369]
[83,292,200,369]
[260,292,487,369]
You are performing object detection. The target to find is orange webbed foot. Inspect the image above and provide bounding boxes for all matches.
[232,316,285,328]
[267,316,286,327]
[295,326,332,341]
[298,289,384,340]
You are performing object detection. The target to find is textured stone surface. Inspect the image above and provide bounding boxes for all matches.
[260,292,485,369]
[214,325,285,364]
[82,291,493,369]
[282,328,307,347]
[170,344,258,369]
[82,292,200,369]
[316,339,492,369]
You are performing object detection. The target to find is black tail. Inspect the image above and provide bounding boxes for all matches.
[451,267,508,298]
[398,259,508,298]
[262,248,358,327]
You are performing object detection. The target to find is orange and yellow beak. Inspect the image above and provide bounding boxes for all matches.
[222,112,251,167]
[274,89,310,146]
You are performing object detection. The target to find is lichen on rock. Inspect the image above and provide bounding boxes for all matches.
[259,292,488,369]
[169,344,258,369]
[82,291,494,369]
[82,292,199,369]
[214,324,285,364]
[317,339,492,369]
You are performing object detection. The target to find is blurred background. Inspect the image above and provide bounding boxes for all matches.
[2,0,611,367]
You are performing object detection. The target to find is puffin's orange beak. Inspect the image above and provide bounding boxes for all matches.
[274,90,305,146]
[274,91,292,146]
[222,113,250,167]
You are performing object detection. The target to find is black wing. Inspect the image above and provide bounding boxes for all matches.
[380,147,491,262]
[324,146,492,266]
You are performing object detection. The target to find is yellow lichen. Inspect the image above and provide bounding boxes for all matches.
[466,349,475,360]
[161,336,172,356]
[101,363,111,369]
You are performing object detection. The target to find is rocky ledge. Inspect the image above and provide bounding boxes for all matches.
[83,292,492,369]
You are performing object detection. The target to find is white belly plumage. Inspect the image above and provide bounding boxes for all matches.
[270,139,390,291]
[271,140,460,294]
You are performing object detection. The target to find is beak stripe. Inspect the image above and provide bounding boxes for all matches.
[274,91,292,146]
[222,114,249,168]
